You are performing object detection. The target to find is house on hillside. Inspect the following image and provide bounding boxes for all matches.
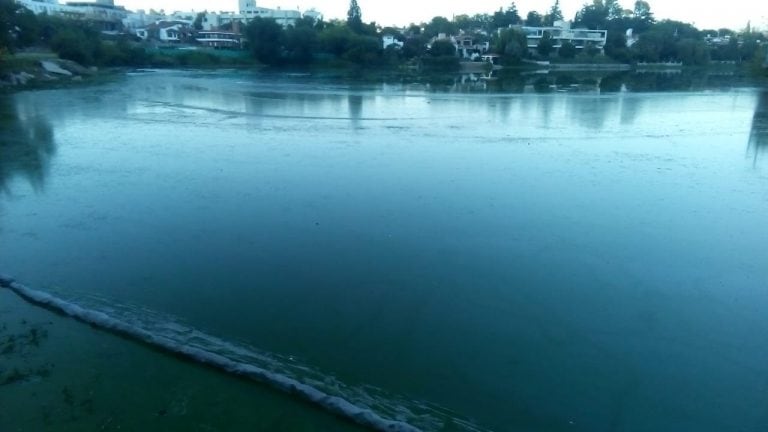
[453,35,490,60]
[429,33,490,60]
[518,20,607,54]
[154,21,193,43]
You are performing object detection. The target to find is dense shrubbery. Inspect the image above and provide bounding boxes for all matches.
[244,15,388,67]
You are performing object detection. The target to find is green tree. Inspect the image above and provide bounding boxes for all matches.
[558,40,576,58]
[605,0,623,20]
[402,36,427,59]
[50,27,96,65]
[585,41,601,57]
[244,17,284,65]
[631,1,654,32]
[537,31,554,57]
[604,31,630,62]
[343,34,381,64]
[544,0,563,26]
[193,12,206,31]
[574,1,609,30]
[319,24,353,57]
[492,4,521,29]
[1,0,41,53]
[495,27,528,64]
[526,11,543,27]
[284,24,318,64]
[739,32,762,62]
[676,38,709,65]
[346,0,363,33]
[0,0,20,52]
[429,39,456,57]
[630,20,701,63]
[422,39,459,70]
[711,36,739,61]
[424,16,457,38]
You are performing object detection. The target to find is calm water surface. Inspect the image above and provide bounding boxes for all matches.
[1,70,767,432]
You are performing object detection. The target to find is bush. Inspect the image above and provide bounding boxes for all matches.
[421,55,459,71]
[559,41,576,59]
[495,28,528,65]
[50,28,95,65]
[177,51,221,66]
[429,39,456,57]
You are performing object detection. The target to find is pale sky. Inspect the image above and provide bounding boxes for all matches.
[117,0,766,31]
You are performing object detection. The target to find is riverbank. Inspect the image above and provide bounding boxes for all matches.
[0,53,109,91]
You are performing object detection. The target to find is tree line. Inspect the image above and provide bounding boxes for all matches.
[2,0,766,70]
[241,0,766,69]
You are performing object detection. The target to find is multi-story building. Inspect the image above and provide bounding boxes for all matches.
[238,0,301,27]
[518,20,608,53]
[16,0,128,31]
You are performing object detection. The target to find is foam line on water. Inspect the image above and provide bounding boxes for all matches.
[0,275,420,432]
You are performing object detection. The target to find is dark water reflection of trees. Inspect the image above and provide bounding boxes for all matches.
[0,96,56,194]
[438,69,759,95]
[748,91,767,167]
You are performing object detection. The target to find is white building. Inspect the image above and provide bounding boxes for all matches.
[382,35,403,50]
[16,0,128,31]
[123,9,164,31]
[16,0,69,15]
[158,22,185,42]
[238,0,301,27]
[519,20,607,53]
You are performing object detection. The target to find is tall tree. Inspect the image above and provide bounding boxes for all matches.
[424,16,457,37]
[346,0,363,33]
[605,0,623,20]
[495,27,528,64]
[1,0,23,52]
[492,4,521,30]
[544,0,563,26]
[526,11,543,27]
[506,3,521,25]
[633,1,654,24]
[193,12,206,31]
[245,17,284,65]
[537,31,555,57]
[574,1,609,30]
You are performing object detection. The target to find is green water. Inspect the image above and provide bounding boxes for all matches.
[1,70,768,431]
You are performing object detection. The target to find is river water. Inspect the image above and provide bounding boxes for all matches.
[1,70,767,432]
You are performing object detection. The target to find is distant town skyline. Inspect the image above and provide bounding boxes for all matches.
[116,0,766,31]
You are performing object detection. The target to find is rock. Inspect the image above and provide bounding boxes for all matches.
[57,59,93,76]
[9,72,35,85]
[40,60,73,76]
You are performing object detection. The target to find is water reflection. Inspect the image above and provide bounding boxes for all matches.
[347,94,363,128]
[748,91,768,167]
[439,70,758,95]
[0,96,56,194]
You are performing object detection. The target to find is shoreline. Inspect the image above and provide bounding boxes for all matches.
[1,56,763,94]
